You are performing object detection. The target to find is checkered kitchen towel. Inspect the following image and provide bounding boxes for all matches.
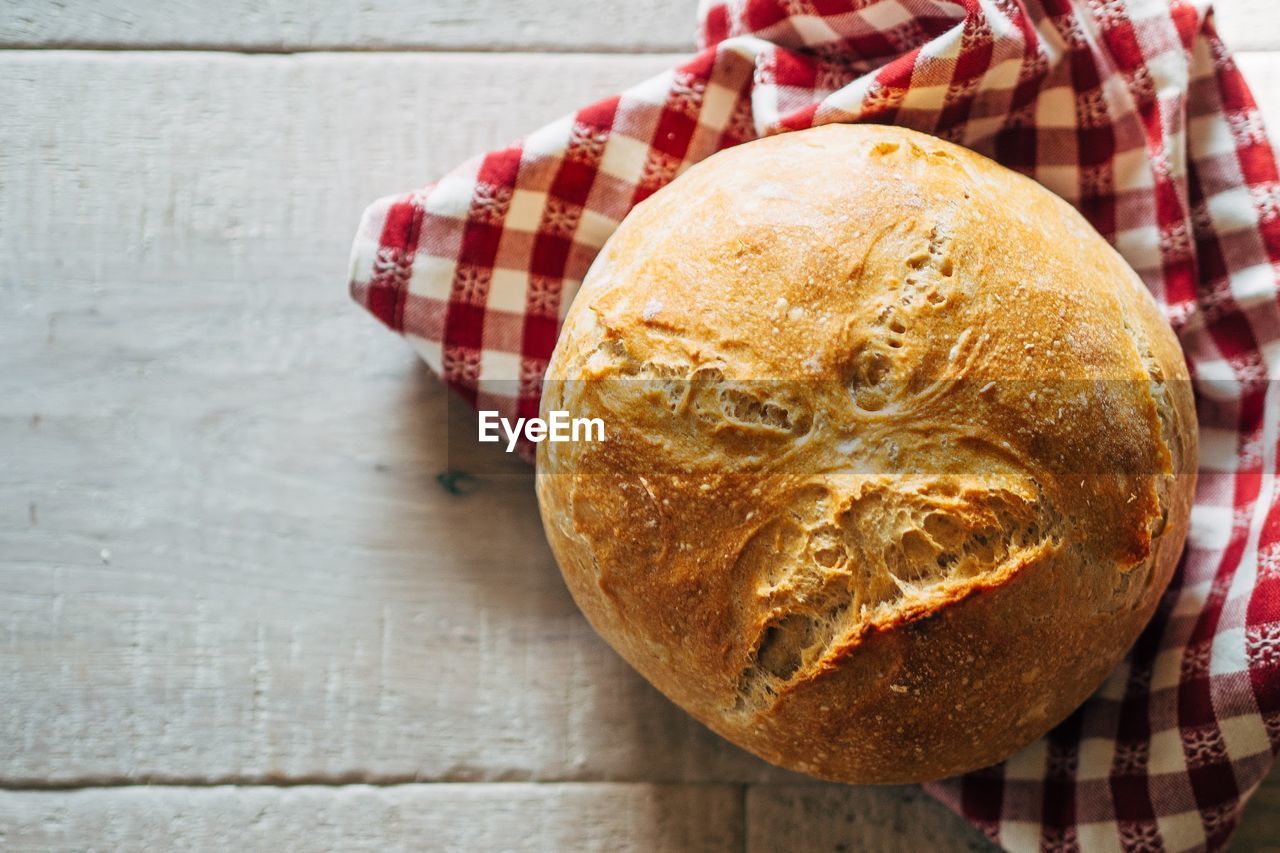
[349,0,1280,848]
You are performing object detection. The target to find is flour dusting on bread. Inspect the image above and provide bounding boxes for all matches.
[536,125,1197,783]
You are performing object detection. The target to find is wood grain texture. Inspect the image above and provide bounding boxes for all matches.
[0,0,699,52]
[1,50,791,787]
[747,786,996,852]
[1213,0,1280,52]
[0,0,1274,53]
[4,38,1280,852]
[1238,51,1280,109]
[0,783,1010,852]
[0,784,743,852]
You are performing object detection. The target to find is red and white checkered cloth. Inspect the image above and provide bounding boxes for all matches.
[349,0,1280,848]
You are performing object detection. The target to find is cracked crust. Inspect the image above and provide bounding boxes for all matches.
[535,124,1197,783]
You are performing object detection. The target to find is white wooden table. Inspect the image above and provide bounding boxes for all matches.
[2,2,1279,849]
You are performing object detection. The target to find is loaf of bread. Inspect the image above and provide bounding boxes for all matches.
[535,124,1197,783]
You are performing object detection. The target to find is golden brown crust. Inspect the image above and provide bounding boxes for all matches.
[535,124,1197,783]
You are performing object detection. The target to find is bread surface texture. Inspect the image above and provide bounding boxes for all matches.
[535,124,1197,783]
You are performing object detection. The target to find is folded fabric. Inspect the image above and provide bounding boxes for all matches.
[348,0,1280,848]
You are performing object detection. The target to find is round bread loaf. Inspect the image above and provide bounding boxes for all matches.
[535,124,1197,783]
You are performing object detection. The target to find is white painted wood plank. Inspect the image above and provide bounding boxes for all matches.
[746,785,995,852]
[3,45,1280,848]
[0,784,743,852]
[0,0,1274,53]
[0,51,798,787]
[1237,52,1280,125]
[0,0,700,52]
[1213,0,1280,53]
[747,771,1280,852]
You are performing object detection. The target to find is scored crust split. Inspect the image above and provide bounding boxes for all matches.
[536,124,1197,783]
